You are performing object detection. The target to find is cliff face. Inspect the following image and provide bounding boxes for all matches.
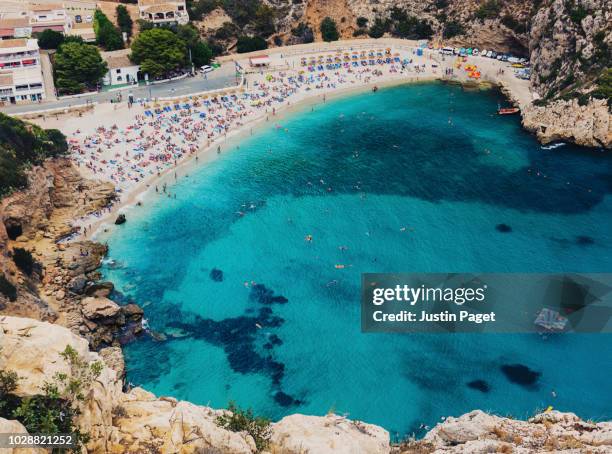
[522,96,611,146]
[1,316,611,454]
[529,0,610,100]
[526,0,611,148]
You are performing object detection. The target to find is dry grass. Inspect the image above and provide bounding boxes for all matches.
[391,440,436,454]
[496,443,514,453]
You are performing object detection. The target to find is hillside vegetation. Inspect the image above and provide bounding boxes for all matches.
[0,113,68,197]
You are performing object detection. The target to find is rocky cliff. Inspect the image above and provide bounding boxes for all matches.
[0,158,143,350]
[1,316,611,453]
[0,316,390,454]
[522,96,611,146]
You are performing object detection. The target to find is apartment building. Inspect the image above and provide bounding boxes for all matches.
[0,2,72,39]
[0,39,45,104]
[29,3,72,35]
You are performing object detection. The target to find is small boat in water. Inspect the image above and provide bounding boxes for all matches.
[498,107,520,115]
[541,142,566,150]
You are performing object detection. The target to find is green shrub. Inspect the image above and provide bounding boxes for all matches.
[356,16,368,28]
[116,4,133,38]
[0,370,19,412]
[592,68,612,107]
[0,147,28,196]
[368,17,390,38]
[0,113,68,196]
[187,0,220,21]
[291,22,314,43]
[216,402,271,451]
[0,274,17,300]
[223,0,260,27]
[566,1,588,25]
[94,9,124,51]
[36,29,64,49]
[253,4,275,37]
[320,17,339,42]
[443,20,465,39]
[0,370,18,396]
[236,36,267,53]
[4,346,103,449]
[12,248,36,276]
[215,22,238,40]
[475,0,501,20]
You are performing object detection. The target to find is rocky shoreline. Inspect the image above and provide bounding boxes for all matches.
[1,315,611,453]
[522,97,611,148]
[0,158,143,352]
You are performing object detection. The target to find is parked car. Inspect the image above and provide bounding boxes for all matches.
[75,14,82,23]
[85,15,92,23]
[472,48,480,56]
[486,50,493,58]
[200,65,213,74]
[491,51,498,58]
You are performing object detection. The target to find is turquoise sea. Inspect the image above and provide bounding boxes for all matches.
[101,83,612,438]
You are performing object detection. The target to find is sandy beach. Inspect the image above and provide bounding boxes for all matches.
[28,42,532,241]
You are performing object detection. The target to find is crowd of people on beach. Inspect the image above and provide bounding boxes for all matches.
[67,54,427,194]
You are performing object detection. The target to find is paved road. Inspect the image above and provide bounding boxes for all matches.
[0,64,239,115]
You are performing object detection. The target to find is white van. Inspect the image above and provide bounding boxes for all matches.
[200,65,213,74]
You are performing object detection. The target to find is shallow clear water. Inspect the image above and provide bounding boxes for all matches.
[102,83,612,437]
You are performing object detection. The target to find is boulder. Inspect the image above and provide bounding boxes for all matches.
[122,303,144,320]
[81,297,121,320]
[114,214,126,225]
[271,414,390,454]
[109,388,256,453]
[0,418,47,454]
[0,316,121,453]
[67,274,88,294]
[85,281,114,298]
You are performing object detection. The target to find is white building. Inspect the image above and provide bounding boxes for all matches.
[101,49,139,86]
[0,18,32,39]
[137,0,189,26]
[28,3,72,35]
[0,2,72,38]
[0,38,45,104]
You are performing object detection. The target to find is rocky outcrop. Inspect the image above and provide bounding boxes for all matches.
[0,316,391,454]
[394,409,612,453]
[529,0,610,98]
[0,316,255,454]
[271,413,390,453]
[110,388,257,453]
[522,97,612,147]
[0,418,47,454]
[0,158,143,350]
[3,316,611,454]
